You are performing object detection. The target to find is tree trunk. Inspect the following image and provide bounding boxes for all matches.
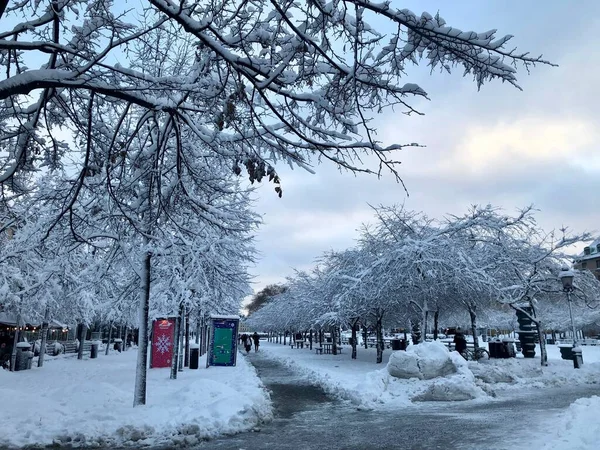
[178,304,185,372]
[200,316,206,355]
[123,322,129,351]
[105,321,113,356]
[170,303,183,379]
[309,329,313,350]
[422,298,429,338]
[411,320,421,345]
[351,319,359,360]
[201,321,207,356]
[362,325,368,349]
[38,305,50,367]
[185,310,190,367]
[77,323,87,360]
[331,326,337,355]
[10,313,21,371]
[133,250,151,407]
[319,330,323,346]
[375,313,384,364]
[535,317,548,367]
[468,307,479,351]
[433,309,439,341]
[283,332,287,346]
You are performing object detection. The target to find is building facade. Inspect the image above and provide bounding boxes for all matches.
[573,238,600,281]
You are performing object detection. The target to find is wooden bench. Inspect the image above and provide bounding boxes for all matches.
[62,341,92,354]
[315,347,323,355]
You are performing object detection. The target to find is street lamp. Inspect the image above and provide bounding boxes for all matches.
[559,267,582,368]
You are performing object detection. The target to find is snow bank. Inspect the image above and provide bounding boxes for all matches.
[536,396,600,450]
[261,342,487,408]
[386,342,486,402]
[0,349,271,448]
[387,341,457,380]
[469,356,600,393]
[412,350,485,401]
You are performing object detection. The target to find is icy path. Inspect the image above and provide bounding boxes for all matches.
[199,351,600,450]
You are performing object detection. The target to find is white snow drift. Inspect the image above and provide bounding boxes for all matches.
[0,349,271,448]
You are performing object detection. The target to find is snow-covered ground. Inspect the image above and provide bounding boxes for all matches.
[537,395,600,450]
[261,341,600,409]
[0,349,271,448]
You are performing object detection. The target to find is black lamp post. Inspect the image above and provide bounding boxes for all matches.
[559,268,582,368]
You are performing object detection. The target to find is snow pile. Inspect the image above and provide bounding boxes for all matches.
[262,342,487,408]
[385,342,485,402]
[387,341,457,380]
[0,349,272,448]
[469,355,600,392]
[536,396,600,450]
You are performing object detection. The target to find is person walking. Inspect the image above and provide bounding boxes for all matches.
[252,332,260,352]
[241,334,251,354]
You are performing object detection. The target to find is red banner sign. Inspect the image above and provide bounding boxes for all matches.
[150,318,175,368]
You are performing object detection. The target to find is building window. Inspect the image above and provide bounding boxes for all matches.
[597,260,600,269]
[582,262,587,269]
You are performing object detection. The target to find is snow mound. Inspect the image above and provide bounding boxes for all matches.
[385,342,486,402]
[387,341,457,380]
[537,396,600,449]
[412,350,486,401]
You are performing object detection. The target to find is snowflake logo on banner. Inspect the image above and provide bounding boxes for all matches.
[156,334,171,354]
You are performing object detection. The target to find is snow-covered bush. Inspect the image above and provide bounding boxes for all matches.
[53,342,65,356]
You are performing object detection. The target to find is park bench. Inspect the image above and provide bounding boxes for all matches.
[315,345,343,355]
[55,341,92,354]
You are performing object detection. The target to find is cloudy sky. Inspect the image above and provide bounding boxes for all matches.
[247,0,600,295]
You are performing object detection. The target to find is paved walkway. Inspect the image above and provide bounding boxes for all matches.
[197,351,600,450]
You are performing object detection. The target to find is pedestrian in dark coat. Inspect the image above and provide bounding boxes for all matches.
[252,332,260,352]
[453,328,468,356]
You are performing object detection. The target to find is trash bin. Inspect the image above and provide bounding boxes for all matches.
[189,343,200,370]
[390,339,401,350]
[572,347,583,369]
[398,339,408,350]
[488,339,501,358]
[113,338,123,353]
[502,338,516,358]
[15,342,32,371]
[90,340,101,359]
[558,345,573,360]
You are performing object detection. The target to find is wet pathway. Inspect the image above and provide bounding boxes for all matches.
[198,352,600,450]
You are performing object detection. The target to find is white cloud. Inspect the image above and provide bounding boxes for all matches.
[441,118,598,175]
